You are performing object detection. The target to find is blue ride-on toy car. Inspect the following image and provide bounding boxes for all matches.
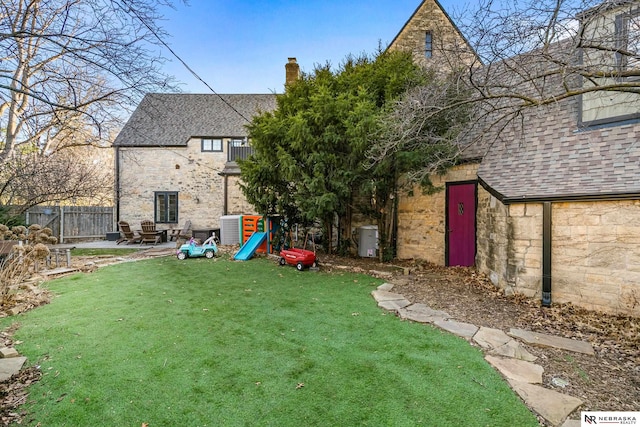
[176,237,218,260]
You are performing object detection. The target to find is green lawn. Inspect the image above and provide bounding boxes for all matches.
[4,256,539,426]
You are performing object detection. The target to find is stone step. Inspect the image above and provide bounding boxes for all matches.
[473,327,537,362]
[507,379,583,426]
[398,303,450,323]
[485,355,543,384]
[0,356,27,382]
[433,319,479,339]
[371,290,411,311]
[509,328,595,355]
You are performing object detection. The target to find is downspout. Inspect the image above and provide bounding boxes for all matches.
[542,202,552,307]
[223,174,228,216]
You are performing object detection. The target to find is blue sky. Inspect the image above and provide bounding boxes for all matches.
[157,0,470,94]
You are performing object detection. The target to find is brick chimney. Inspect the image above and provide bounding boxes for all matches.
[285,57,300,86]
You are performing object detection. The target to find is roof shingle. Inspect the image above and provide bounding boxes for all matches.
[114,93,277,147]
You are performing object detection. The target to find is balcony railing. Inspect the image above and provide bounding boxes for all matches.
[227,140,254,162]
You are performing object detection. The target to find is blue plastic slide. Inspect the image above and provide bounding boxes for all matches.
[233,232,267,261]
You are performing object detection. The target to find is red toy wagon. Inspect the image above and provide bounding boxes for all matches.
[278,247,318,271]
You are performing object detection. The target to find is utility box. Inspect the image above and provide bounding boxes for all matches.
[220,215,241,245]
[358,225,378,258]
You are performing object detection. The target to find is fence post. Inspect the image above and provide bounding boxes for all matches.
[59,206,65,244]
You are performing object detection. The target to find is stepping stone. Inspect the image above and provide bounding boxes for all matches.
[371,290,406,303]
[378,299,412,311]
[561,419,581,427]
[509,328,595,355]
[473,327,537,362]
[0,356,27,382]
[398,304,450,323]
[485,355,543,384]
[507,379,582,426]
[0,347,19,358]
[376,283,394,292]
[433,319,479,339]
[371,290,412,311]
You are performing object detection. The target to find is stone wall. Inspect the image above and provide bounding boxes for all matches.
[388,0,477,70]
[396,163,478,262]
[118,138,255,231]
[226,175,257,216]
[476,191,542,299]
[476,194,640,316]
[552,200,640,316]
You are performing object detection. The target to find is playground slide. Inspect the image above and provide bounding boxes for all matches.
[233,232,267,261]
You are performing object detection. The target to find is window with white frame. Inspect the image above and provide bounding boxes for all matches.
[201,138,223,152]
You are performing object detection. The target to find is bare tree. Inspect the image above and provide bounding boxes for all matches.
[368,0,640,181]
[0,0,179,209]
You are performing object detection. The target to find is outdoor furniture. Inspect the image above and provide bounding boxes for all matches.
[140,220,162,245]
[169,220,191,241]
[192,228,220,244]
[116,221,142,245]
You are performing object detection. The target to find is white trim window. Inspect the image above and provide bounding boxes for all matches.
[201,138,223,152]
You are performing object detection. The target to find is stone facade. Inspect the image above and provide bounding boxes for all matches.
[476,194,640,317]
[475,190,542,299]
[399,169,640,316]
[226,175,255,216]
[118,138,256,231]
[552,200,640,316]
[388,0,477,70]
[396,163,478,262]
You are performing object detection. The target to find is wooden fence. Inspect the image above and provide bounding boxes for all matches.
[25,206,115,243]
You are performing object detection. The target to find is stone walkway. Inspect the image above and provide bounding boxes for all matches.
[372,283,592,427]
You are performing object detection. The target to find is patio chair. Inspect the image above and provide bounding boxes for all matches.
[116,221,142,245]
[140,219,162,245]
[169,220,191,241]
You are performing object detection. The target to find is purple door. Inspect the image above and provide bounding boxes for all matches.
[446,183,476,266]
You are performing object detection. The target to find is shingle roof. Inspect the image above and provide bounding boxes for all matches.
[113,93,277,147]
[477,96,640,202]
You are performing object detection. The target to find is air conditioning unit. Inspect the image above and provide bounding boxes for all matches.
[220,215,241,245]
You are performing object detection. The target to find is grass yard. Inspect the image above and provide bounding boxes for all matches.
[3,256,539,426]
[70,248,141,257]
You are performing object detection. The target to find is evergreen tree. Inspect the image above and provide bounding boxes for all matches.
[240,51,427,254]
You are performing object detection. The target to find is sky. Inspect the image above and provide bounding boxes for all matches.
[156,0,470,94]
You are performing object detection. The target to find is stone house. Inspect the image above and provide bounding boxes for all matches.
[113,93,277,234]
[388,0,478,70]
[389,0,640,316]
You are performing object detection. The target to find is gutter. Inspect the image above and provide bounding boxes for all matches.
[477,176,640,204]
[217,170,230,216]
